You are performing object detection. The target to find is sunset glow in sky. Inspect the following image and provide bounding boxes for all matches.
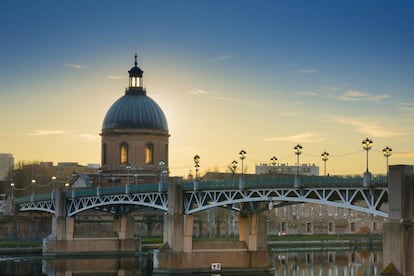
[1,1,413,177]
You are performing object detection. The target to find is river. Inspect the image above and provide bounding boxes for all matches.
[0,249,382,275]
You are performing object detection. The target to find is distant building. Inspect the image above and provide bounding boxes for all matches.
[255,162,319,176]
[0,153,14,181]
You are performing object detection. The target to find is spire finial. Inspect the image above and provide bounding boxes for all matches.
[134,53,138,67]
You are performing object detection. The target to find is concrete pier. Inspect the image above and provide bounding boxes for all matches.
[43,189,137,255]
[382,165,414,275]
[159,182,271,272]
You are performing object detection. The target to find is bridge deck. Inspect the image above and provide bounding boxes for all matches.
[13,174,389,217]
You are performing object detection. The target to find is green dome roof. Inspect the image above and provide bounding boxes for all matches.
[102,93,168,131]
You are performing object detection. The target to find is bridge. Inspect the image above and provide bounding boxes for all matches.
[9,166,414,274]
[14,174,389,217]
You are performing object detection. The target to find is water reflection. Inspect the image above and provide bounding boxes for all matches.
[44,255,152,276]
[0,250,382,275]
[273,250,382,276]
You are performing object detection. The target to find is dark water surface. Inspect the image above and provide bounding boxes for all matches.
[0,249,382,275]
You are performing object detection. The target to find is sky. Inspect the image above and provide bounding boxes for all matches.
[0,0,413,178]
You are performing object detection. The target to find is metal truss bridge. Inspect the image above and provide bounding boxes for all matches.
[14,175,389,218]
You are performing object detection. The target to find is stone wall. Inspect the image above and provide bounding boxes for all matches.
[0,213,51,240]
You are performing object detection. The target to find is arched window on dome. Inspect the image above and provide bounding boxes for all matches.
[120,143,129,164]
[145,143,153,164]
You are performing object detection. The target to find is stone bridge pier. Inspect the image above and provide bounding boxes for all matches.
[159,182,270,272]
[43,188,136,255]
[382,165,414,275]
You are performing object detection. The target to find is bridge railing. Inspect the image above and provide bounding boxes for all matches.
[13,174,388,204]
[14,193,54,204]
[66,183,160,198]
[181,174,388,191]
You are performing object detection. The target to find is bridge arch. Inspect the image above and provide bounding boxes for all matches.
[18,200,56,215]
[67,192,168,216]
[183,187,388,218]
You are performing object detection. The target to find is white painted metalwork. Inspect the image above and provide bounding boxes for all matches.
[183,187,389,217]
[19,200,56,214]
[67,192,168,216]
[16,185,388,218]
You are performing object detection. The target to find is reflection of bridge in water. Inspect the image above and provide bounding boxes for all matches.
[10,165,414,274]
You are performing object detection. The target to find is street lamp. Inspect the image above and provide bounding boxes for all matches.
[65,182,69,191]
[239,149,246,174]
[159,160,166,183]
[231,160,238,184]
[231,160,238,174]
[31,179,36,196]
[97,167,102,188]
[51,176,57,192]
[270,156,277,175]
[10,182,14,199]
[239,149,246,188]
[126,163,131,184]
[321,151,329,176]
[293,144,303,188]
[193,155,200,191]
[293,144,303,175]
[362,138,373,172]
[383,146,392,175]
[193,155,200,181]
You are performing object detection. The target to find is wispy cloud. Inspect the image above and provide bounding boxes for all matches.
[297,68,319,74]
[331,116,404,138]
[337,90,390,102]
[109,75,123,80]
[26,130,65,136]
[65,63,83,69]
[191,89,208,96]
[398,102,414,114]
[79,134,99,141]
[208,96,239,102]
[265,132,330,143]
[213,55,234,62]
[295,91,320,97]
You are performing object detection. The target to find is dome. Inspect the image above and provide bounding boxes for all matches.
[102,93,168,131]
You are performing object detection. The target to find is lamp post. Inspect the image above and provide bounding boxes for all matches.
[193,155,200,191]
[31,179,36,201]
[293,144,303,188]
[362,138,373,172]
[51,176,57,200]
[239,149,246,189]
[65,182,69,191]
[383,146,392,175]
[126,163,131,185]
[270,156,277,176]
[362,137,373,187]
[159,160,166,192]
[10,182,14,199]
[294,144,303,175]
[321,151,329,176]
[231,160,238,180]
[159,160,166,182]
[51,176,56,192]
[97,167,102,188]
